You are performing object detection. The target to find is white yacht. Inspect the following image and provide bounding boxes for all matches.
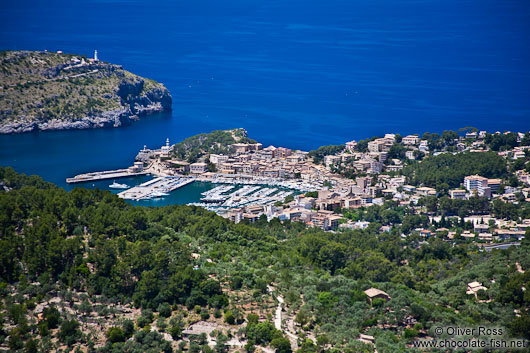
[151,191,169,197]
[109,181,129,189]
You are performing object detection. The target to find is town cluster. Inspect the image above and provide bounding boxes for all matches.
[137,129,530,246]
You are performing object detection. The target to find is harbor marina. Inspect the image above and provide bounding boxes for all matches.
[64,171,314,206]
[191,183,297,212]
[117,177,194,200]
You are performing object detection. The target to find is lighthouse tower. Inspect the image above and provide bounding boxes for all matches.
[94,50,98,61]
[160,138,171,157]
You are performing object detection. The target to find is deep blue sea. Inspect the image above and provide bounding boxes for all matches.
[1,0,530,198]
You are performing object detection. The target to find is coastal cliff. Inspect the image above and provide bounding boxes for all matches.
[0,50,172,134]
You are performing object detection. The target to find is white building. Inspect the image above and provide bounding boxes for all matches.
[324,155,340,170]
[402,135,420,145]
[418,140,429,152]
[369,160,383,174]
[345,140,357,152]
[464,175,490,197]
[210,154,229,165]
[190,162,208,174]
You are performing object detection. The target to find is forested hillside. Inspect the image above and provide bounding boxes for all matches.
[0,166,529,352]
[402,152,507,190]
[172,129,256,163]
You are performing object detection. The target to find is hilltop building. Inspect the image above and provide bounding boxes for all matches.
[402,135,420,145]
[464,175,491,198]
[364,288,391,303]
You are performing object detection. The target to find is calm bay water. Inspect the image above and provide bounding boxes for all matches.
[1,0,530,195]
[86,175,217,207]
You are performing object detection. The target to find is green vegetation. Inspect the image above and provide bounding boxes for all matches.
[0,166,529,352]
[308,145,345,164]
[485,132,520,151]
[356,136,377,153]
[403,152,507,190]
[172,129,256,163]
[245,315,284,347]
[304,191,318,198]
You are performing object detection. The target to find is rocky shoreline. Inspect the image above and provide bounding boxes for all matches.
[0,85,172,134]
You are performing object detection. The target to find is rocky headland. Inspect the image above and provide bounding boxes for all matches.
[0,50,172,133]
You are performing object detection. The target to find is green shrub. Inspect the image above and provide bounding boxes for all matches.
[170,324,182,340]
[200,309,210,320]
[122,319,134,338]
[106,326,125,343]
[58,319,81,346]
[224,310,235,325]
[157,302,172,318]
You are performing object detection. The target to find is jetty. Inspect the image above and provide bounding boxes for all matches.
[118,176,194,200]
[198,184,295,210]
[66,168,148,183]
[200,185,235,203]
[198,175,318,192]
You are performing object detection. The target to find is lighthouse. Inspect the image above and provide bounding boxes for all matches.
[94,50,98,61]
[161,138,171,157]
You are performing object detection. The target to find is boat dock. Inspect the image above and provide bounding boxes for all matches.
[201,185,235,203]
[118,177,194,200]
[201,185,235,197]
[191,188,294,212]
[200,175,319,192]
[66,169,148,183]
[198,184,295,210]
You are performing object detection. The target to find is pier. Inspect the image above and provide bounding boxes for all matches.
[200,185,235,203]
[197,174,319,192]
[198,183,295,210]
[118,177,194,200]
[66,169,148,183]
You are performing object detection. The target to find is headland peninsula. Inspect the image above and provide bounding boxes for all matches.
[0,50,171,133]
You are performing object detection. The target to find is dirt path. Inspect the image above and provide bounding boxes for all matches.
[268,286,298,350]
[275,294,284,330]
